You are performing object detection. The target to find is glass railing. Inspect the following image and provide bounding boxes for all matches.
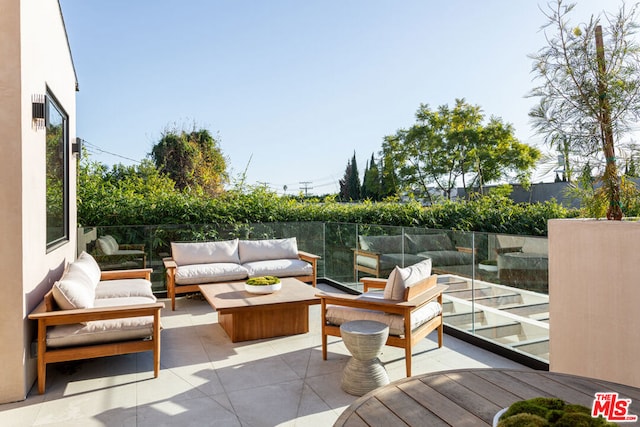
[78,222,549,365]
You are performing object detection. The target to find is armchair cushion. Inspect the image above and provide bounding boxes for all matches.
[171,239,240,265]
[174,262,248,285]
[325,297,442,336]
[238,238,299,263]
[383,259,432,301]
[244,259,312,278]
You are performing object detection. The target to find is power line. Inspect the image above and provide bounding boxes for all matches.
[81,139,142,164]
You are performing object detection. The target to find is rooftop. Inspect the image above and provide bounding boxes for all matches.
[2,284,527,426]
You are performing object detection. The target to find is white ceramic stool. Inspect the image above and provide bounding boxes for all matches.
[340,320,390,396]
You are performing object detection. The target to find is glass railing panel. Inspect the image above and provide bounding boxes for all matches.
[323,222,358,287]
[439,231,549,364]
[78,222,550,365]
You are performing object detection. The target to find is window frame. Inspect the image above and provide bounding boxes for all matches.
[45,89,70,251]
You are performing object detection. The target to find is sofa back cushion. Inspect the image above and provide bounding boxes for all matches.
[74,251,102,288]
[406,234,454,253]
[171,239,240,266]
[359,235,404,254]
[239,238,299,264]
[383,258,433,301]
[52,264,96,310]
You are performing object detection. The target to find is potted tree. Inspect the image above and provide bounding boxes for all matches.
[530,1,640,387]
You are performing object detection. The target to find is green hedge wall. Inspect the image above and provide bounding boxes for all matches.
[79,188,575,236]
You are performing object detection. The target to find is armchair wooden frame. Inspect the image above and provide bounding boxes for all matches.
[28,269,164,394]
[163,251,320,311]
[352,248,385,279]
[319,275,447,377]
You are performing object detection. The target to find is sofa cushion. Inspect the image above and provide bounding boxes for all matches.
[238,238,299,264]
[417,250,473,266]
[406,234,455,253]
[171,239,240,266]
[356,253,425,272]
[359,235,404,254]
[325,298,442,336]
[383,258,432,301]
[95,278,156,300]
[46,296,156,348]
[52,265,96,310]
[73,251,102,288]
[244,259,312,278]
[175,263,248,285]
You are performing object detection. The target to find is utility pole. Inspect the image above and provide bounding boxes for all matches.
[299,181,313,197]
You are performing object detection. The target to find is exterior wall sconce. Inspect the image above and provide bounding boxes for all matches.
[32,94,46,130]
[72,137,83,157]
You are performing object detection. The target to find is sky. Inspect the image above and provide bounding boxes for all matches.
[59,0,625,195]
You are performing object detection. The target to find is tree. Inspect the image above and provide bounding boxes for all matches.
[339,152,361,201]
[383,99,540,201]
[361,153,382,200]
[150,126,228,195]
[529,0,640,219]
[379,145,400,199]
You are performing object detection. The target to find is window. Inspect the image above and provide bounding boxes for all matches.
[45,92,69,249]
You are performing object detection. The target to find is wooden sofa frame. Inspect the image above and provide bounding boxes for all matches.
[319,275,447,377]
[28,269,164,394]
[163,250,320,311]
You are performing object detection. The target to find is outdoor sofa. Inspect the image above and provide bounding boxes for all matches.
[28,252,163,394]
[354,233,474,278]
[163,237,320,310]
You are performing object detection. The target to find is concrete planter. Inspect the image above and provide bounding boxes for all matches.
[548,219,640,387]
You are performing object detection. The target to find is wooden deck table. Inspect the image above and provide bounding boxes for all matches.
[199,277,319,342]
[334,368,640,426]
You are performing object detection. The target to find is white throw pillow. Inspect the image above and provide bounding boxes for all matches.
[171,239,240,266]
[383,258,432,301]
[73,251,102,288]
[238,238,299,264]
[52,267,96,310]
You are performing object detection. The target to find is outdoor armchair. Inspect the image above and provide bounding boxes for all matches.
[318,259,447,377]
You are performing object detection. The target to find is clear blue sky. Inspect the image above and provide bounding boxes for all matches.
[59,0,620,195]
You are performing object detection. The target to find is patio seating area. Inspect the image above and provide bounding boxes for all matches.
[1,283,528,426]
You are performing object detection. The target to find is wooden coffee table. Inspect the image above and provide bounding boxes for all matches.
[199,277,320,342]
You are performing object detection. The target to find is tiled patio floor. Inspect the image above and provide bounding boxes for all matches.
[1,284,528,426]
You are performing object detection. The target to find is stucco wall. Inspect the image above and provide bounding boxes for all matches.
[0,0,77,403]
[549,219,640,388]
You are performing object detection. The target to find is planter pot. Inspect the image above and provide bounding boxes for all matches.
[244,282,282,294]
[492,407,508,427]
